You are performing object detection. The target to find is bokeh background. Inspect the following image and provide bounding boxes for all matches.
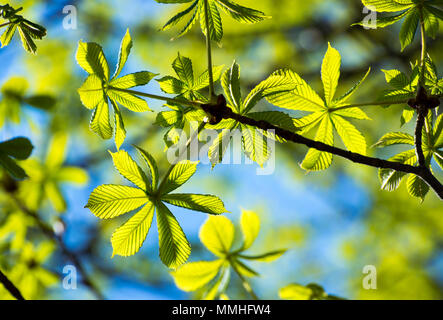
[0,0,442,300]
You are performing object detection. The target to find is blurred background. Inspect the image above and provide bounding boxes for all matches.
[0,0,442,300]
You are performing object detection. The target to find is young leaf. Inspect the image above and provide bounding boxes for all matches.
[76,41,110,81]
[406,174,429,201]
[331,115,367,155]
[134,146,159,191]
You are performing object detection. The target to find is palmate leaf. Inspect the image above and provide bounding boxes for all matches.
[86,147,226,266]
[406,174,429,202]
[155,0,269,41]
[0,12,46,54]
[156,53,224,101]
[378,149,416,191]
[357,0,443,51]
[266,44,370,171]
[172,210,284,298]
[76,30,155,148]
[240,124,271,167]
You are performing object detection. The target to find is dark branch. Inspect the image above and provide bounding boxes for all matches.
[202,95,443,200]
[0,268,25,300]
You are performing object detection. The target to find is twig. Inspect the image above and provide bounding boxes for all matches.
[0,268,25,300]
[11,195,105,300]
[201,97,443,200]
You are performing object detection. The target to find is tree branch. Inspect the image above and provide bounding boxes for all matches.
[10,195,105,299]
[0,268,25,300]
[201,96,443,200]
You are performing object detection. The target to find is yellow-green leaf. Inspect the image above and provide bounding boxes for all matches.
[76,41,110,80]
[199,215,235,257]
[321,43,341,106]
[240,210,260,250]
[171,260,223,291]
[111,202,155,257]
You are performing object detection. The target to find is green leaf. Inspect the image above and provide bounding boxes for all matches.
[433,113,443,148]
[361,0,414,12]
[379,149,416,191]
[111,202,155,257]
[0,24,17,48]
[222,61,242,110]
[171,260,223,291]
[134,146,159,191]
[240,210,260,250]
[162,193,227,214]
[331,115,367,155]
[406,174,429,201]
[159,160,198,195]
[156,110,183,127]
[76,41,110,80]
[266,69,326,112]
[321,43,341,106]
[0,137,33,160]
[216,0,270,23]
[199,0,223,42]
[45,132,68,169]
[160,0,199,33]
[78,74,106,110]
[107,89,151,112]
[208,126,237,166]
[157,76,187,95]
[85,185,149,219]
[353,9,410,28]
[0,155,27,180]
[243,75,298,114]
[373,132,414,147]
[399,8,419,51]
[110,150,150,192]
[199,215,235,257]
[109,71,157,89]
[382,69,411,90]
[301,115,334,171]
[401,108,415,126]
[335,68,371,105]
[293,112,325,134]
[112,29,133,79]
[241,124,270,167]
[248,111,297,142]
[173,53,195,87]
[239,250,287,262]
[332,107,371,120]
[90,99,113,139]
[156,201,191,269]
[193,65,225,90]
[17,25,37,54]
